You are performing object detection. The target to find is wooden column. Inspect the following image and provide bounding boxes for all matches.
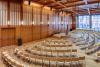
[20,0,23,37]
[20,0,23,23]
[71,13,76,30]
[40,6,43,39]
[89,14,92,29]
[47,13,49,37]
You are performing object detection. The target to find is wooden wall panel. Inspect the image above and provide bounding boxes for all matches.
[52,24,55,34]
[40,24,48,38]
[0,27,16,47]
[61,24,66,33]
[48,24,54,36]
[15,26,21,42]
[56,24,59,33]
[0,28,1,47]
[20,25,33,43]
[32,25,41,40]
[0,23,69,47]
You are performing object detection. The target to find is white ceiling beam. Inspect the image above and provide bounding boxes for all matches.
[63,0,100,8]
[83,0,91,15]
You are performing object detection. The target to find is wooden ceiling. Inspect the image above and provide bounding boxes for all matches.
[4,0,100,15]
[29,0,100,15]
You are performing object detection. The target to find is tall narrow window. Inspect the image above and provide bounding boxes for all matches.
[92,15,100,31]
[33,6,40,25]
[10,2,20,25]
[77,15,90,29]
[23,5,32,25]
[0,1,7,26]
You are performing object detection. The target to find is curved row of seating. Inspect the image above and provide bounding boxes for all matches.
[86,45,100,55]
[25,39,77,57]
[53,33,67,38]
[95,52,100,62]
[2,52,24,67]
[15,49,85,67]
[2,37,86,67]
[42,40,70,44]
[70,29,100,55]
[26,47,77,57]
[79,38,95,50]
[40,41,71,46]
[34,44,72,50]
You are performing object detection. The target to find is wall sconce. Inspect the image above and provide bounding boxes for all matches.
[41,21,44,24]
[24,0,31,5]
[48,21,50,24]
[24,0,29,5]
[8,21,10,25]
[21,21,24,25]
[32,21,35,24]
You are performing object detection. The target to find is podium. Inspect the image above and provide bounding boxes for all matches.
[18,38,22,46]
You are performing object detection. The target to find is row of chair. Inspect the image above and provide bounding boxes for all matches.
[86,46,100,55]
[15,49,85,67]
[26,48,77,57]
[79,38,95,50]
[25,38,78,57]
[2,52,24,67]
[35,44,72,50]
[2,36,86,67]
[96,52,100,62]
[70,29,100,55]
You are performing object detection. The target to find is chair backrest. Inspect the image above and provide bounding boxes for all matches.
[2,52,24,67]
[79,56,85,60]
[71,57,79,61]
[72,49,77,52]
[97,53,100,56]
[16,50,86,63]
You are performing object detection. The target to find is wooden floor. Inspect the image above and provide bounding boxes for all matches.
[0,37,100,67]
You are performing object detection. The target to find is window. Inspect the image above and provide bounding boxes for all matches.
[33,6,40,25]
[92,15,100,31]
[77,15,100,31]
[23,5,32,25]
[0,1,7,26]
[10,3,20,25]
[77,15,90,29]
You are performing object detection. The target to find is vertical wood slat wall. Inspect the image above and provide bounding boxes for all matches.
[0,1,72,47]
